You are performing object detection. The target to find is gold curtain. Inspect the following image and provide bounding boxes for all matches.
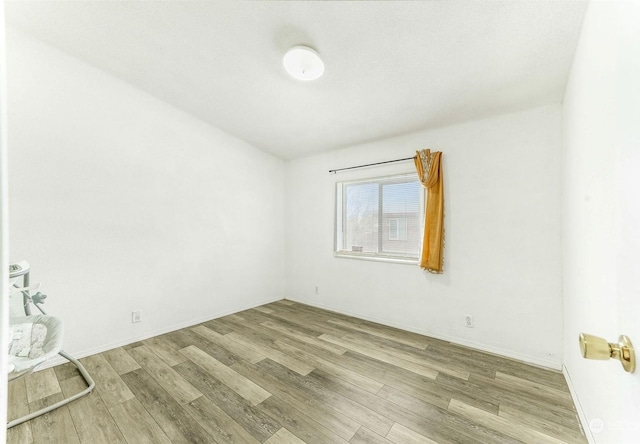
[414,149,444,273]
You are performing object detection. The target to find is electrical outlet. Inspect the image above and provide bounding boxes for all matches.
[132,310,142,323]
[314,285,319,295]
[465,315,473,328]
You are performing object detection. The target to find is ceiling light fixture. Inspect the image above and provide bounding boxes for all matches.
[283,46,324,81]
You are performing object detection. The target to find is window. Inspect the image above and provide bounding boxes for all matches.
[335,173,422,262]
[389,218,407,241]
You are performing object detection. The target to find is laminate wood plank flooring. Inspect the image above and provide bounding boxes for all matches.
[7,300,587,443]
[102,347,141,375]
[108,398,172,444]
[24,368,60,404]
[59,375,126,444]
[29,392,80,444]
[127,345,202,405]
[6,378,32,444]
[264,427,306,444]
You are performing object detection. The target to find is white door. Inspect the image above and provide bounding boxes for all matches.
[615,12,640,438]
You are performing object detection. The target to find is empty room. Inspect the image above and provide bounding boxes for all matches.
[1,1,639,443]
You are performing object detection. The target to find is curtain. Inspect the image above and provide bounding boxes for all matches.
[414,149,444,273]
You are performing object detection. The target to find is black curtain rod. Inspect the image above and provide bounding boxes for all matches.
[329,156,416,174]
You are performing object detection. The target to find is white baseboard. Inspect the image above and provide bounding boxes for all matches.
[563,365,594,443]
[38,296,284,370]
[41,294,561,372]
[286,297,563,370]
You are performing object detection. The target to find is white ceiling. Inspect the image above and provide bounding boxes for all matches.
[5,1,587,160]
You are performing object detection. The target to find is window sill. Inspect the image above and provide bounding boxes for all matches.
[334,252,418,265]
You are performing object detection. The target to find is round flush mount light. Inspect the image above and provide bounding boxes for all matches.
[283,46,324,81]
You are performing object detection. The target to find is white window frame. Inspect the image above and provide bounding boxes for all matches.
[334,172,423,264]
[388,218,408,241]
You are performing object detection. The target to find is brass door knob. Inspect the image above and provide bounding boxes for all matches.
[579,333,635,373]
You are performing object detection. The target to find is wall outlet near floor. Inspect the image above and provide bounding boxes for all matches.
[132,310,142,323]
[465,315,474,328]
[314,285,319,295]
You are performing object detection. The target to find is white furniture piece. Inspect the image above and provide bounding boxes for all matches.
[6,261,95,429]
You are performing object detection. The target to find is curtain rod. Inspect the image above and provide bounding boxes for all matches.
[329,156,416,174]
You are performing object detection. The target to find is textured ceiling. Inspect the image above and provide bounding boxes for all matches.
[5,1,587,160]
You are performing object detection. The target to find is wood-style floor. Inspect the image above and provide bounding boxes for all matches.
[7,300,586,444]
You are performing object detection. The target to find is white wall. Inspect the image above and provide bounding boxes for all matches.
[562,1,640,443]
[6,28,286,359]
[286,104,564,368]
